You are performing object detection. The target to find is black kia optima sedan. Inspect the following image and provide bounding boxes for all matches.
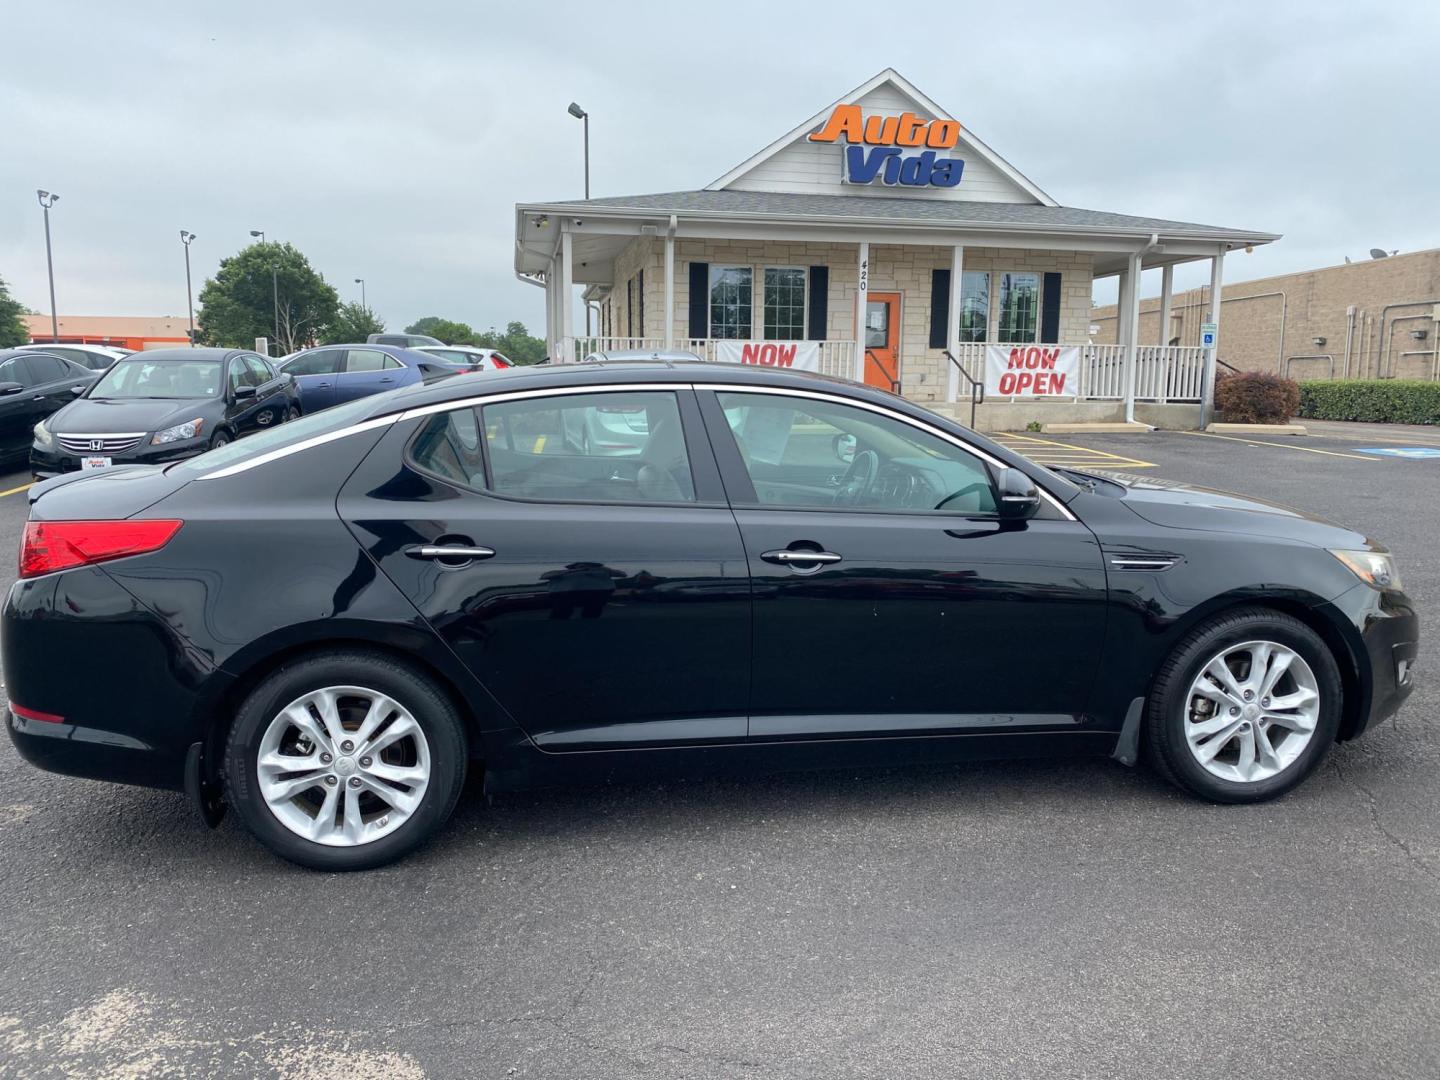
[31,347,302,479]
[3,361,1418,869]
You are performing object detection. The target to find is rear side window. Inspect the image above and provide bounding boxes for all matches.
[410,391,696,504]
[346,349,390,373]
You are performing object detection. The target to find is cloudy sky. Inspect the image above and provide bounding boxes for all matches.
[3,0,1435,336]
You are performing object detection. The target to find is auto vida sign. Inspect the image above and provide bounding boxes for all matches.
[984,345,1081,397]
[808,104,965,188]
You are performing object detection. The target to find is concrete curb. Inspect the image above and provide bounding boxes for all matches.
[1206,423,1308,435]
[1040,421,1154,434]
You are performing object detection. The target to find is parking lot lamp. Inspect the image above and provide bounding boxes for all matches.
[36,190,60,343]
[180,231,197,345]
[567,102,589,199]
[250,229,279,353]
[355,278,366,308]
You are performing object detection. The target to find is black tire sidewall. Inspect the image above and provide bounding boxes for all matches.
[1153,612,1341,803]
[224,652,465,870]
[211,430,231,449]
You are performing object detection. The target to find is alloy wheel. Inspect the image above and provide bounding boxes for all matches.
[255,685,431,846]
[1183,640,1320,783]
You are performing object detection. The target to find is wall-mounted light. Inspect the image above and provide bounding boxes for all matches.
[1413,329,1429,341]
[1312,336,1327,347]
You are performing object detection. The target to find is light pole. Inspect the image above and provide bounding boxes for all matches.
[567,102,589,199]
[354,278,366,308]
[250,229,279,352]
[180,230,197,345]
[36,190,60,343]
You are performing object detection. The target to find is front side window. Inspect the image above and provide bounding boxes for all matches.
[285,350,342,376]
[709,266,752,339]
[764,268,806,340]
[960,271,989,343]
[241,355,271,385]
[997,272,1040,344]
[94,358,221,399]
[412,391,696,504]
[717,392,997,515]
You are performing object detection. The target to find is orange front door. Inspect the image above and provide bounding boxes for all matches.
[863,292,901,391]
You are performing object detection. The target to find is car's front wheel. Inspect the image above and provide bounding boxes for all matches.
[223,651,466,870]
[1145,608,1342,803]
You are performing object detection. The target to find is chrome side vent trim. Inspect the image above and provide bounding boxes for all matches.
[1108,556,1179,572]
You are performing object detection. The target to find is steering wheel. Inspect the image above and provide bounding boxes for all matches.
[833,449,879,506]
[934,482,992,512]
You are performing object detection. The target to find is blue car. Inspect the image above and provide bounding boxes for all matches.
[278,344,459,413]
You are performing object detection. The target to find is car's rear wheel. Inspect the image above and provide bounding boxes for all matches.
[1145,608,1341,803]
[223,651,466,870]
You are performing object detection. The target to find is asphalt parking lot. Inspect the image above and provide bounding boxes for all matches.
[0,422,1436,1080]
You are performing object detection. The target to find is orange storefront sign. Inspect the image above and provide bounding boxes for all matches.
[807,104,965,188]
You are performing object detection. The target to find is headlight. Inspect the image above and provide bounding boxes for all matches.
[1329,548,1402,591]
[152,418,205,445]
[33,421,53,448]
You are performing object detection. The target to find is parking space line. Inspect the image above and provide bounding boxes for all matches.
[992,431,1158,470]
[1178,430,1375,460]
[0,483,33,498]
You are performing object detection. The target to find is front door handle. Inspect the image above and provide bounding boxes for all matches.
[760,549,842,565]
[405,544,496,561]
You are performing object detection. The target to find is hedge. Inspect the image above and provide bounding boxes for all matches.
[1297,380,1440,425]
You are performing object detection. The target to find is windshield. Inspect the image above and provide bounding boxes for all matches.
[91,358,221,399]
[171,395,380,477]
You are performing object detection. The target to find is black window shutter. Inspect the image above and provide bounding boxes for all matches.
[637,270,645,338]
[929,267,951,350]
[688,262,709,340]
[807,266,829,340]
[1041,272,1062,343]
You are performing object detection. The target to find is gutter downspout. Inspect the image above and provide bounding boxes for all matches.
[1123,234,1160,424]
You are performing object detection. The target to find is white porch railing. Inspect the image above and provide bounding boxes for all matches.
[946,343,1208,403]
[569,337,860,380]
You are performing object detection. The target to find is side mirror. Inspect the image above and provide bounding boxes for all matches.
[233,385,257,400]
[0,382,24,396]
[70,384,86,396]
[996,467,1041,520]
[832,433,857,464]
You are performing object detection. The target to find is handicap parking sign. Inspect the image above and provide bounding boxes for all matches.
[1200,322,1218,348]
[1357,447,1440,459]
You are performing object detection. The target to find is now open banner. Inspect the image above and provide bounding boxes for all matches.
[984,344,1081,397]
[715,340,821,371]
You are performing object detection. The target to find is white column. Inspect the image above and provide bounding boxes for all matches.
[1115,268,1131,346]
[1200,245,1226,428]
[853,241,869,382]
[544,259,557,359]
[559,229,574,364]
[946,245,964,402]
[1158,264,1174,346]
[663,223,676,349]
[1122,251,1142,423]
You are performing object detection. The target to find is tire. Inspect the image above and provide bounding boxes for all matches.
[1144,607,1342,804]
[223,650,466,870]
[285,406,301,422]
[210,430,232,449]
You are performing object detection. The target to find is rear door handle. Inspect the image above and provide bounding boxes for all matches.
[406,544,496,561]
[760,549,842,565]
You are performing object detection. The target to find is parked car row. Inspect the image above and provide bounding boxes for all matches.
[17,340,514,479]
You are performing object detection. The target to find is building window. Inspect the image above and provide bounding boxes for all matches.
[709,266,753,339]
[763,267,807,340]
[960,271,989,343]
[997,272,1040,344]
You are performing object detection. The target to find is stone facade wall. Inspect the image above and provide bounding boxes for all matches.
[1091,248,1440,380]
[599,236,1094,403]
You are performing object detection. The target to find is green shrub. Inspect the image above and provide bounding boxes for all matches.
[1297,380,1440,425]
[1213,371,1300,423]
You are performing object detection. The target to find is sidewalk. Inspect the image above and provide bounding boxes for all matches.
[1300,419,1440,446]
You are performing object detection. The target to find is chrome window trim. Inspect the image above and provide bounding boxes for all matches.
[395,382,690,421]
[194,415,398,480]
[703,383,1077,521]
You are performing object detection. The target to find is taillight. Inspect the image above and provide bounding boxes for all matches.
[492,358,511,369]
[19,519,183,578]
[11,703,64,724]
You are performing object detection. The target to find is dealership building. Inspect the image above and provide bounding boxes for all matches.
[514,69,1278,429]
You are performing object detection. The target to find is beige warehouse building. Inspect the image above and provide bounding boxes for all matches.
[1091,247,1440,382]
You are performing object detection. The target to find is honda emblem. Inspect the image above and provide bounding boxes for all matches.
[89,439,104,452]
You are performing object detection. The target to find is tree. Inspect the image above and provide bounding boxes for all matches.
[474,321,546,365]
[0,276,30,348]
[404,316,476,344]
[197,242,339,354]
[322,302,385,344]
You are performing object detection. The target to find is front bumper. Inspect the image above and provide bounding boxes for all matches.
[1332,583,1419,739]
[31,437,206,479]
